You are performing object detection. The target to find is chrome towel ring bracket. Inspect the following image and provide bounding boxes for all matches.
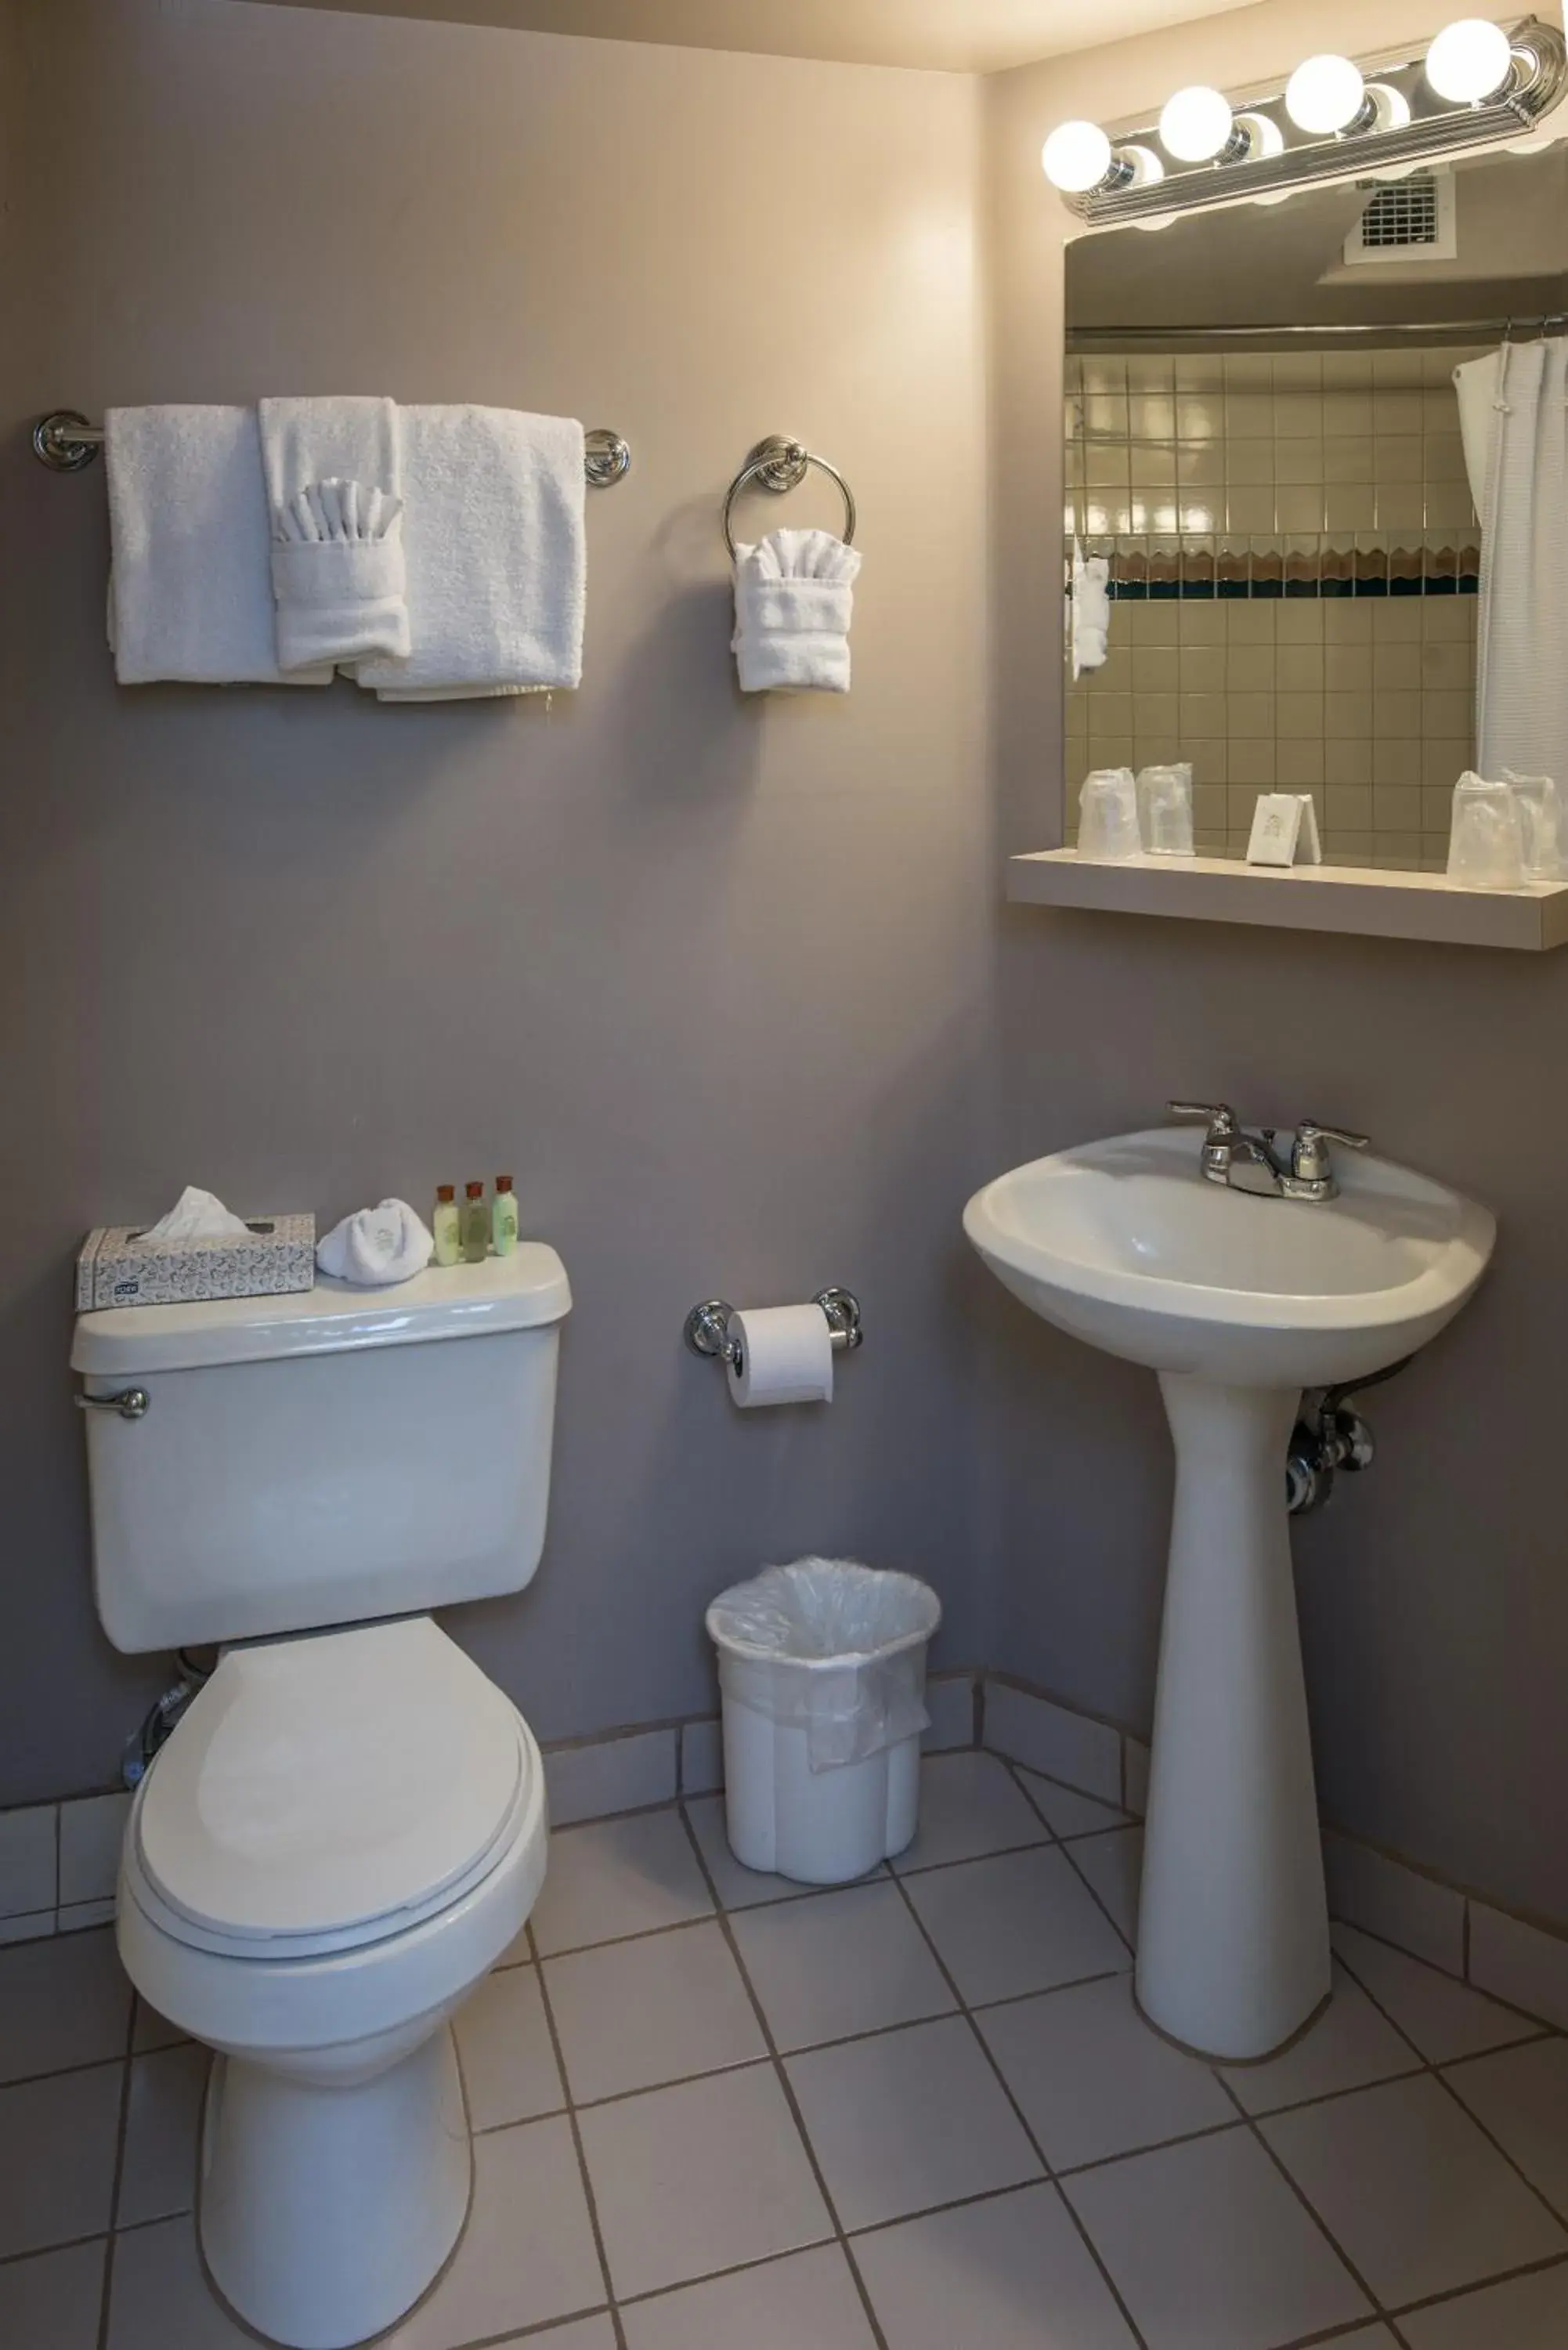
[722,435,857,559]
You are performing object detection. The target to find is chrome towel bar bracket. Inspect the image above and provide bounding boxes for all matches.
[722,436,856,559]
[32,412,633,487]
[685,1288,864,1367]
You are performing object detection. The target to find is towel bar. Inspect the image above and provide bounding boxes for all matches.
[722,436,856,559]
[31,411,633,486]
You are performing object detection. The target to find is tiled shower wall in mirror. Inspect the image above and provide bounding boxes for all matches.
[1064,347,1483,866]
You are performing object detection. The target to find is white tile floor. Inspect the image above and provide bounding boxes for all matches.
[2,1748,1566,2348]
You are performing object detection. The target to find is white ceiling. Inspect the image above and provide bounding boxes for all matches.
[250,0,1265,75]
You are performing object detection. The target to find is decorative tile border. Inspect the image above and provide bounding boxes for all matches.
[1076,537,1480,602]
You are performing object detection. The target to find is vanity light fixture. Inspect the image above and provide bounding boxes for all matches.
[1042,13,1566,226]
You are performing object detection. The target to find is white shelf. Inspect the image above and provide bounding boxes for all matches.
[1007,850,1568,953]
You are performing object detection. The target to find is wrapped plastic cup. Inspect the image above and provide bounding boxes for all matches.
[1501,771,1563,879]
[1447,773,1525,891]
[1137,761,1195,858]
[1078,767,1143,861]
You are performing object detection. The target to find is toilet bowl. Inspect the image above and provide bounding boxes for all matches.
[114,1616,548,2350]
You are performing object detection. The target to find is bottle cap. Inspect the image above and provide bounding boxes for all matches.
[437,1185,454,1203]
[466,1181,485,1198]
[496,1175,514,1192]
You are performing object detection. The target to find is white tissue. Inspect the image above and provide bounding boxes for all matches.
[138,1187,252,1244]
[316,1199,434,1288]
[725,1303,835,1408]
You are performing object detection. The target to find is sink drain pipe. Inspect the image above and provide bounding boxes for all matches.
[1285,1355,1414,1517]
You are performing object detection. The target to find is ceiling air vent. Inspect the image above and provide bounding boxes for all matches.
[1343,170,1457,266]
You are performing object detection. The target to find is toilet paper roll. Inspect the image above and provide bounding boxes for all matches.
[726,1303,834,1408]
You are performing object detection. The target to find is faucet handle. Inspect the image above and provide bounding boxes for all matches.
[1168,1101,1237,1136]
[1293,1119,1369,1185]
[1297,1119,1369,1151]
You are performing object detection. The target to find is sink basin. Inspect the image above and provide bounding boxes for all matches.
[963,1126,1495,1388]
[964,1125,1496,2063]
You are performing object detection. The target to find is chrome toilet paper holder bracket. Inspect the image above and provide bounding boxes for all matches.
[684,1289,864,1368]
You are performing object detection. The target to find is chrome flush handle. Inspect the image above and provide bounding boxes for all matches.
[74,1387,150,1420]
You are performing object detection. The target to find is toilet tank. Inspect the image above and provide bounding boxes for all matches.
[70,1247,572,1654]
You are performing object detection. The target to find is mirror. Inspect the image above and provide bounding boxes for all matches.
[1064,146,1568,870]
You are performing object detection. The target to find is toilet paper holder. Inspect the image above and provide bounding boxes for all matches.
[684,1289,864,1369]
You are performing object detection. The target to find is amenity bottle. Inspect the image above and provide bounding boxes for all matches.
[432,1185,461,1268]
[492,1176,518,1257]
[461,1181,489,1264]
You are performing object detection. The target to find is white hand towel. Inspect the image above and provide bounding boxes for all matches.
[732,528,861,694]
[352,407,586,700]
[1071,541,1111,680]
[1454,351,1503,533]
[138,1187,252,1243]
[104,407,333,687]
[316,1199,434,1288]
[258,397,409,672]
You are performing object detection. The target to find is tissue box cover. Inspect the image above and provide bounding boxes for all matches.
[75,1216,316,1311]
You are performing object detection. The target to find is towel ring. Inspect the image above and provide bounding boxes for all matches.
[722,435,856,559]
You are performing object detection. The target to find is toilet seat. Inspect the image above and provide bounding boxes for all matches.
[134,1616,533,1959]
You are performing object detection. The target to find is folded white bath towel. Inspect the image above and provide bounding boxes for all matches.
[732,528,861,694]
[104,407,333,687]
[257,397,409,672]
[316,1199,433,1288]
[1071,541,1111,680]
[352,407,586,701]
[258,396,409,673]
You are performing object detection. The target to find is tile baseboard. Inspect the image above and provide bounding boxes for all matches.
[7,1666,1563,2033]
[975,1670,1568,2035]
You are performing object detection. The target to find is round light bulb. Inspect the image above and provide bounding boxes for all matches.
[1284,54,1367,134]
[1042,119,1113,192]
[1425,18,1513,103]
[1158,85,1235,162]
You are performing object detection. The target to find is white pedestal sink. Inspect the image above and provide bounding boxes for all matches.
[964,1127,1495,2060]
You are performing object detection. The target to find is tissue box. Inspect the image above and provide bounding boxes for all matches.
[75,1215,316,1311]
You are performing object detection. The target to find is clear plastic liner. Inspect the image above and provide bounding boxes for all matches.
[706,1558,941,1773]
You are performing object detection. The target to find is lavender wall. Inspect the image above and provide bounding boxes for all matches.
[0,0,992,1802]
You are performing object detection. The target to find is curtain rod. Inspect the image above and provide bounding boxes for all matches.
[1068,317,1566,349]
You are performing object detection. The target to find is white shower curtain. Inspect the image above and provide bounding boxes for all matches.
[1472,338,1568,788]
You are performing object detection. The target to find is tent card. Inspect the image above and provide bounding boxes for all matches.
[1247,794,1322,867]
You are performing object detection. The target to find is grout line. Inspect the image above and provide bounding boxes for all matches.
[1331,1919,1554,2043]
[1332,1940,1568,2236]
[94,1982,139,2350]
[1210,2066,1388,2323]
[673,1804,894,2350]
[880,1856,1152,2350]
[526,1922,630,2350]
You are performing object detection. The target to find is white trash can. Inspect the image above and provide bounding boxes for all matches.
[706,1558,942,1885]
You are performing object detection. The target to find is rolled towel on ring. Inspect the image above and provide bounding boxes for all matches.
[316,1198,433,1288]
[732,527,861,695]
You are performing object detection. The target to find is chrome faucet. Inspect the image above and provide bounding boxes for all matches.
[1168,1101,1370,1203]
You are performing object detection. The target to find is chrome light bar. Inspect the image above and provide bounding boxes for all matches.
[1057,16,1566,228]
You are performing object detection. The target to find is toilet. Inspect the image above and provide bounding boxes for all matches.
[70,1247,573,2350]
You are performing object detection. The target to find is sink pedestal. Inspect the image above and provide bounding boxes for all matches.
[1136,1373,1331,2062]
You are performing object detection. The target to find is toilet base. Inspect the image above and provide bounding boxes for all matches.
[200,2019,472,2350]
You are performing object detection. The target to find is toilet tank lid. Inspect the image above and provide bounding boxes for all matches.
[71,1244,571,1377]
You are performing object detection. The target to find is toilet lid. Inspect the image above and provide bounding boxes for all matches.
[136,1618,526,1944]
